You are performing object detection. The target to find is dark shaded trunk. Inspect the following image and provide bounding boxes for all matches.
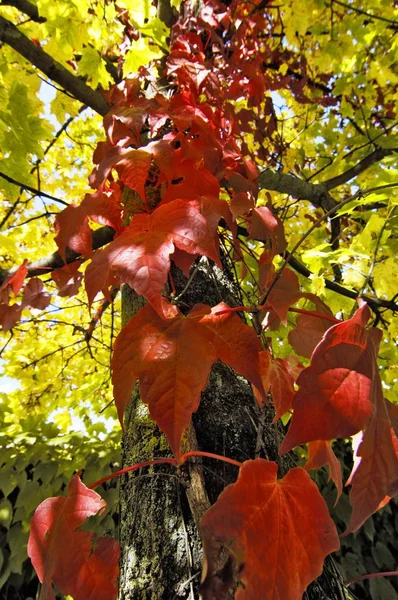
[117,261,346,600]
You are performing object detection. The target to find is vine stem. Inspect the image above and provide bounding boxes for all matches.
[288,307,340,324]
[181,450,243,468]
[88,451,242,489]
[345,571,398,585]
[88,458,178,489]
[214,304,341,324]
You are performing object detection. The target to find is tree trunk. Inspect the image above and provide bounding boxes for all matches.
[118,262,346,600]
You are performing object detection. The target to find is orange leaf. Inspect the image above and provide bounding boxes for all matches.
[89,146,152,202]
[200,459,340,600]
[288,294,336,358]
[248,205,286,258]
[0,259,28,294]
[305,440,343,505]
[28,474,119,600]
[54,190,122,262]
[112,302,265,459]
[85,199,220,317]
[266,268,301,325]
[344,333,398,533]
[279,304,375,454]
[254,350,301,422]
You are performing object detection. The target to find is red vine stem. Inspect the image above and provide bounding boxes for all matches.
[88,451,242,489]
[181,450,243,468]
[215,304,341,324]
[288,307,340,323]
[345,571,398,585]
[261,312,280,332]
[88,458,178,489]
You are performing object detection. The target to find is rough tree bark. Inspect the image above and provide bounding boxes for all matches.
[118,258,346,600]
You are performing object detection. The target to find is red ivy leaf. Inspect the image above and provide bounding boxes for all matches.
[0,303,22,332]
[54,203,93,260]
[344,331,398,533]
[288,294,337,358]
[230,191,254,220]
[28,474,119,600]
[54,191,122,261]
[200,459,340,600]
[89,147,152,202]
[51,261,83,297]
[248,205,286,257]
[112,302,265,459]
[279,304,375,454]
[305,440,343,505]
[85,199,221,317]
[254,350,301,422]
[0,259,28,294]
[266,268,301,325]
[22,278,51,310]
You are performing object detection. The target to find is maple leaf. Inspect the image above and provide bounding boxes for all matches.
[288,294,337,358]
[21,278,51,310]
[85,199,221,317]
[89,146,153,202]
[344,329,398,533]
[0,303,22,332]
[0,259,28,294]
[230,191,254,220]
[248,205,286,257]
[200,459,340,600]
[112,302,265,459]
[386,398,398,437]
[265,268,301,325]
[304,440,343,505]
[28,474,119,600]
[51,261,83,297]
[279,304,375,454]
[254,349,301,422]
[54,190,123,261]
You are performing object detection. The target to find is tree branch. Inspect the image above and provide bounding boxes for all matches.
[258,169,335,212]
[285,255,398,314]
[257,168,340,252]
[330,0,398,27]
[0,171,68,206]
[2,222,396,315]
[0,16,110,115]
[1,0,45,23]
[322,147,398,191]
[0,226,115,286]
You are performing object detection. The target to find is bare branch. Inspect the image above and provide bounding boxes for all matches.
[0,16,110,115]
[323,147,398,191]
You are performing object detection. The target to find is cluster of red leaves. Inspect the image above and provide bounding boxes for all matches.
[0,260,51,331]
[28,475,119,600]
[23,1,398,598]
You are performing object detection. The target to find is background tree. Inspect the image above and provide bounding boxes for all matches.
[0,1,397,599]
